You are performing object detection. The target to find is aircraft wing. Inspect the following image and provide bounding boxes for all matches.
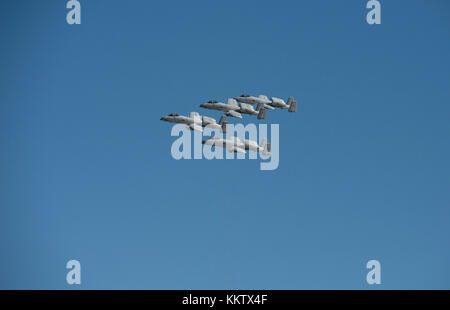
[202,115,216,125]
[188,123,203,132]
[189,112,202,122]
[226,98,239,106]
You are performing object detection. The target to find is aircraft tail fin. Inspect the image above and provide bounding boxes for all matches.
[257,105,266,120]
[261,138,271,155]
[287,97,297,112]
[219,115,228,133]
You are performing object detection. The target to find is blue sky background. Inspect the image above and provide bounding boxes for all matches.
[1,0,449,289]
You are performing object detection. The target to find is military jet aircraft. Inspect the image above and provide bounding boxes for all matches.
[200,98,266,120]
[234,94,275,111]
[234,94,297,113]
[202,136,271,155]
[160,112,227,132]
[244,138,271,155]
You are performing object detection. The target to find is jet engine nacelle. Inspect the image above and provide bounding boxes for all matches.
[271,97,285,105]
[239,102,256,113]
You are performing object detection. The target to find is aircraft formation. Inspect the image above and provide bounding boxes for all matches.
[160,94,298,154]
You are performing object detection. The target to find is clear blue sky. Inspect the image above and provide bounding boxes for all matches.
[1,0,449,289]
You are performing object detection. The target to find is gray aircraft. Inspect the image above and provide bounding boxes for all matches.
[234,94,275,111]
[202,136,271,155]
[160,112,227,132]
[234,94,298,113]
[200,98,266,120]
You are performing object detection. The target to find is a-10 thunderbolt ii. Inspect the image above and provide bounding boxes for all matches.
[160,112,228,132]
[202,136,271,155]
[234,94,298,113]
[200,98,266,120]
